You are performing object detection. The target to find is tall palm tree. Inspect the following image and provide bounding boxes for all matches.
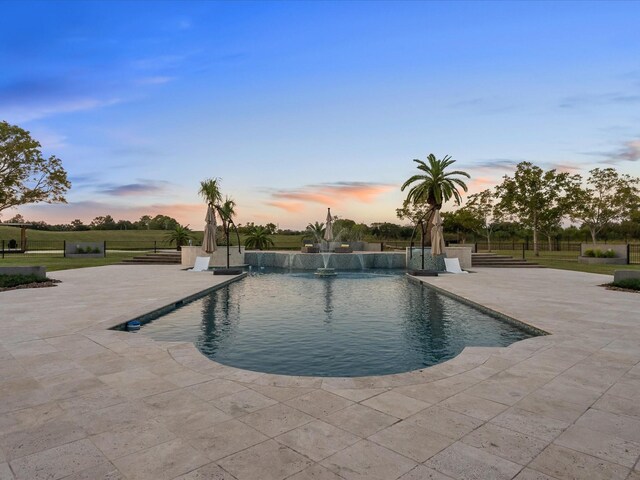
[401,154,470,210]
[199,178,223,206]
[401,154,470,269]
[244,225,275,250]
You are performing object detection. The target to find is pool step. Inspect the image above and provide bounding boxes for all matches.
[120,252,182,265]
[472,253,544,268]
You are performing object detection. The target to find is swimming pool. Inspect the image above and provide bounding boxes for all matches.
[139,270,535,376]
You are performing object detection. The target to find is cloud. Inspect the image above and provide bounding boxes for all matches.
[447,97,518,114]
[559,92,640,109]
[269,182,394,207]
[601,139,640,163]
[135,76,175,86]
[265,201,305,213]
[583,138,640,164]
[97,180,172,197]
[467,159,519,170]
[13,200,205,226]
[3,97,121,123]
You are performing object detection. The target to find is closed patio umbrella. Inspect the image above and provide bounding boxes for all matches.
[324,207,333,241]
[430,209,445,256]
[203,204,217,253]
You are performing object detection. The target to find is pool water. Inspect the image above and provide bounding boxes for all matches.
[139,270,534,377]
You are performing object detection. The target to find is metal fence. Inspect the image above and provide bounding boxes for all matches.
[0,239,164,258]
[629,244,640,265]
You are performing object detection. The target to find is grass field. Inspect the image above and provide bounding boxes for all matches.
[0,226,308,248]
[0,252,141,272]
[489,249,640,275]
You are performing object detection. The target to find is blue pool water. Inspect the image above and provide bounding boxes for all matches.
[139,270,534,377]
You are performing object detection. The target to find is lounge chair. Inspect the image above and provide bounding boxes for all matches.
[190,256,210,272]
[444,257,468,274]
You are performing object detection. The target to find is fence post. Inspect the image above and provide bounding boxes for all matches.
[104,241,107,258]
[63,240,66,258]
[154,241,157,254]
[1,239,4,259]
[627,243,630,265]
[522,243,525,260]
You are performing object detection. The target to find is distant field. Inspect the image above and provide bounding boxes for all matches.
[0,226,311,251]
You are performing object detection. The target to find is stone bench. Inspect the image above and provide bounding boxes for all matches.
[614,270,640,283]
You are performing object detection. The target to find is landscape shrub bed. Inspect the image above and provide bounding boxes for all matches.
[584,249,617,258]
[612,278,640,291]
[0,274,50,288]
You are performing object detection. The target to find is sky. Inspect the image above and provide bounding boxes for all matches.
[1,0,639,229]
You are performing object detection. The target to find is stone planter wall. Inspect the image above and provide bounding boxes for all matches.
[578,256,627,265]
[0,266,46,278]
[65,242,105,258]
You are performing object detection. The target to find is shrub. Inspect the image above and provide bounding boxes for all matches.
[585,249,617,258]
[92,247,101,254]
[76,246,85,253]
[612,278,640,291]
[0,274,49,288]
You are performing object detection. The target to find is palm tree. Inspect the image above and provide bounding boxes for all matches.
[244,225,275,250]
[199,178,223,206]
[305,221,325,243]
[165,224,195,251]
[401,154,470,269]
[401,154,470,209]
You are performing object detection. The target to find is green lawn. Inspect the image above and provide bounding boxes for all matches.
[0,226,310,249]
[0,252,141,272]
[489,249,640,275]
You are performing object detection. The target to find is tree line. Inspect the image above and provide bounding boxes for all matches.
[443,162,639,254]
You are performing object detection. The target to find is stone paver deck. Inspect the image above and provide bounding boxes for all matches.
[0,265,639,480]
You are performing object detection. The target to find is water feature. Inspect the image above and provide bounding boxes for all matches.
[138,269,535,377]
[243,251,406,270]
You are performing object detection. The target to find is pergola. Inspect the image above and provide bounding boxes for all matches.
[2,223,32,251]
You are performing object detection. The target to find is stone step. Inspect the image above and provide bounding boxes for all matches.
[120,252,181,265]
[471,253,543,268]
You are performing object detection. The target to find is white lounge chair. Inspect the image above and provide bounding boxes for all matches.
[444,257,468,274]
[190,256,210,272]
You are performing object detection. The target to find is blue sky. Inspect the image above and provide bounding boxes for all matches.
[2,1,639,228]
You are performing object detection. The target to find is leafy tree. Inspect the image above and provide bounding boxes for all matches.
[442,208,479,244]
[90,215,117,230]
[0,121,71,217]
[264,222,277,235]
[4,213,25,223]
[165,224,194,251]
[70,219,90,231]
[569,168,640,245]
[148,214,178,230]
[137,215,152,230]
[370,222,403,240]
[244,225,275,250]
[461,189,502,250]
[396,200,432,246]
[496,162,580,256]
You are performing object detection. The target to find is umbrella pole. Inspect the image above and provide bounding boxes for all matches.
[421,220,425,270]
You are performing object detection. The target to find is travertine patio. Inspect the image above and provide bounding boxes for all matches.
[0,265,638,480]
